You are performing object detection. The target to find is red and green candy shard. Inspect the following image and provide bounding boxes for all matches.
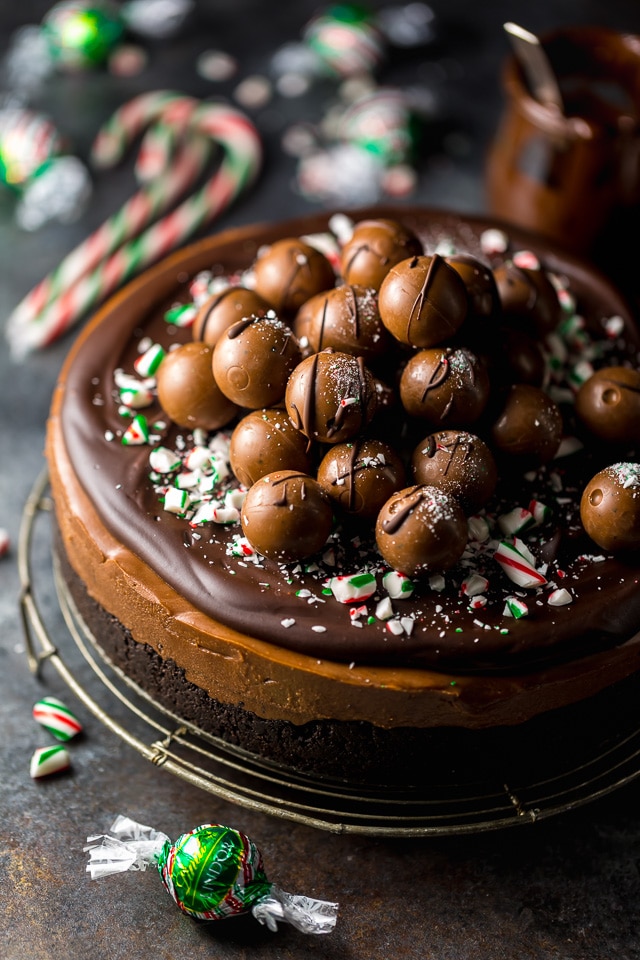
[32,696,82,741]
[30,744,71,778]
[85,816,338,934]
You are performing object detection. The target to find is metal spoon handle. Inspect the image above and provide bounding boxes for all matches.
[504,21,564,112]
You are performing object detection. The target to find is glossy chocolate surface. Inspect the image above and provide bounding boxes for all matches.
[339,217,423,289]
[212,313,302,408]
[379,254,468,347]
[252,237,335,314]
[55,207,640,671]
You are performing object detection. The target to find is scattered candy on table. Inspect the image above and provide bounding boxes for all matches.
[85,815,339,934]
[0,105,91,231]
[0,528,10,558]
[30,744,71,778]
[3,0,194,97]
[6,91,262,357]
[32,696,83,741]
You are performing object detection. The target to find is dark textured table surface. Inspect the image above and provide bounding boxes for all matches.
[3,2,640,958]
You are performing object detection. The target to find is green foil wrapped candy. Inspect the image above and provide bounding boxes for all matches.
[85,815,339,934]
[42,0,125,69]
[158,823,272,920]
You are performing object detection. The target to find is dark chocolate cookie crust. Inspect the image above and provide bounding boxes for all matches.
[55,530,640,790]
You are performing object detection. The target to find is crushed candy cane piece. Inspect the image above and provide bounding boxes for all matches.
[428,574,446,592]
[212,505,240,524]
[468,595,487,609]
[134,342,165,377]
[504,596,529,619]
[165,303,197,327]
[461,573,489,597]
[0,528,10,558]
[512,249,540,270]
[30,745,71,779]
[494,539,547,589]
[528,500,551,525]
[480,227,508,255]
[121,414,149,445]
[375,597,394,620]
[386,619,404,636]
[382,570,414,599]
[164,487,190,515]
[281,618,295,628]
[32,696,82,741]
[548,588,573,606]
[467,515,491,541]
[329,572,376,603]
[604,315,625,338]
[498,507,535,537]
[149,447,180,474]
[119,384,153,408]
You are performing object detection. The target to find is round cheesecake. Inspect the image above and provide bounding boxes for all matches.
[46,206,640,786]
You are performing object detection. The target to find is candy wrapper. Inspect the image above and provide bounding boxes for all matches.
[0,103,92,230]
[85,815,339,934]
[3,0,194,98]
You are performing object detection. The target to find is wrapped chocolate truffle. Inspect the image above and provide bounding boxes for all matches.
[85,815,338,934]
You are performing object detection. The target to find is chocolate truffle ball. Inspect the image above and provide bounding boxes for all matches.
[493,261,562,336]
[193,286,272,346]
[378,254,468,347]
[285,350,377,445]
[445,253,500,322]
[581,462,640,552]
[411,430,497,513]
[574,366,640,444]
[212,314,302,409]
[490,384,563,464]
[317,438,406,518]
[293,283,392,363]
[251,237,335,314]
[156,342,238,431]
[229,407,313,487]
[375,484,468,577]
[399,347,490,426]
[485,327,547,388]
[240,469,333,561]
[339,217,423,290]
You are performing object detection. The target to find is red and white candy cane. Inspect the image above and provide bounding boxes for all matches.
[7,92,262,356]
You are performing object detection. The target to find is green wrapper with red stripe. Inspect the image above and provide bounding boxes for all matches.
[158,824,271,920]
[85,816,338,933]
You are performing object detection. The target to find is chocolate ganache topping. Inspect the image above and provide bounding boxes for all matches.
[58,208,640,672]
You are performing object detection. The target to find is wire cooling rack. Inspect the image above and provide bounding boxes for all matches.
[19,468,640,835]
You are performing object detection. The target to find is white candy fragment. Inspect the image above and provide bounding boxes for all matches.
[547,588,573,606]
[382,570,414,599]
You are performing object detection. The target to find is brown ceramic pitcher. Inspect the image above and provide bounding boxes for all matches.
[485,26,640,254]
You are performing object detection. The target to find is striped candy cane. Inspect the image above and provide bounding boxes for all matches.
[7,93,262,356]
[6,92,208,333]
